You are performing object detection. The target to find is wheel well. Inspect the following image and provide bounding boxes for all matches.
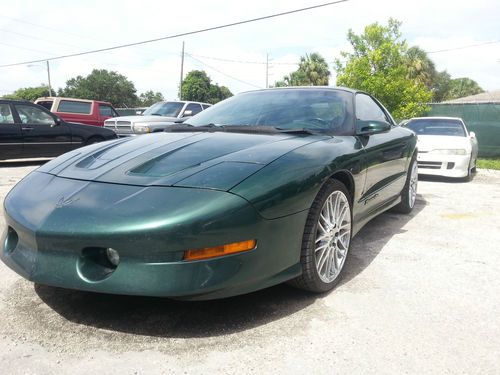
[330,171,355,203]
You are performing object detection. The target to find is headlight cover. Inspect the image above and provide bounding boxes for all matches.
[133,123,151,133]
[430,149,467,155]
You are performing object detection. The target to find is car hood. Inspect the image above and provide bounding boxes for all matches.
[106,115,178,123]
[37,131,327,190]
[417,135,471,152]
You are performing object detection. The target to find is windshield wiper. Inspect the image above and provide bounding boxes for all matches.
[275,127,319,135]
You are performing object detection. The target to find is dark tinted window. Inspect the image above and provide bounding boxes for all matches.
[202,104,211,110]
[37,100,53,111]
[0,104,14,124]
[406,119,466,137]
[188,89,354,135]
[99,105,115,117]
[15,104,55,125]
[184,103,203,116]
[355,94,389,123]
[143,102,184,117]
[57,100,92,114]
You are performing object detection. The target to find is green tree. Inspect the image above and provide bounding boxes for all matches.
[335,19,432,120]
[431,70,452,103]
[446,78,484,100]
[275,52,330,87]
[2,85,51,101]
[138,90,164,106]
[405,46,437,89]
[59,69,138,107]
[181,70,233,104]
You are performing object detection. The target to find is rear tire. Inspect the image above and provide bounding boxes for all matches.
[393,156,418,214]
[289,179,352,293]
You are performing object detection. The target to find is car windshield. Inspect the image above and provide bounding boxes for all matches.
[406,119,466,137]
[143,102,184,117]
[187,89,354,135]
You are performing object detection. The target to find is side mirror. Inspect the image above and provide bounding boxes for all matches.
[51,117,62,127]
[183,110,193,117]
[356,120,391,136]
[470,131,476,138]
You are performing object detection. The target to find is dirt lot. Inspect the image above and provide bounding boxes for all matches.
[0,162,499,374]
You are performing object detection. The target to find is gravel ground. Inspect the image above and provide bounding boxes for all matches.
[0,162,499,374]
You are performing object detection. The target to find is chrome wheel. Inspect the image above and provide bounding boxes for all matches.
[409,160,418,208]
[314,190,351,283]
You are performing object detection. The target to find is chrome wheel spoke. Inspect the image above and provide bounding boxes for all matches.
[314,190,352,283]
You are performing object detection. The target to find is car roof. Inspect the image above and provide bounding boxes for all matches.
[0,98,36,104]
[156,100,212,106]
[35,97,113,105]
[409,116,464,121]
[240,86,359,95]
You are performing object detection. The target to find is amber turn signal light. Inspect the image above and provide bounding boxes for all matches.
[184,240,256,261]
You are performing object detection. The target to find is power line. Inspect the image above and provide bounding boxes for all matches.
[0,28,81,50]
[427,40,500,54]
[187,53,299,65]
[0,0,349,68]
[0,41,57,56]
[186,53,262,89]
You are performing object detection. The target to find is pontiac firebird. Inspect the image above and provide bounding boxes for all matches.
[1,87,417,300]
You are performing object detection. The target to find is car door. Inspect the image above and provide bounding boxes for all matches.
[181,103,203,119]
[13,103,73,158]
[355,93,408,215]
[0,103,23,160]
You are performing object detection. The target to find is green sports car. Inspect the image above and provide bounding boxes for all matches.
[1,87,418,300]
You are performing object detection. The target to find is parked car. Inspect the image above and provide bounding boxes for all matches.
[403,117,478,180]
[104,100,211,136]
[115,107,148,116]
[34,97,120,127]
[1,87,417,300]
[0,99,117,161]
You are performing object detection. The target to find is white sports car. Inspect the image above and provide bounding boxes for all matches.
[404,117,479,180]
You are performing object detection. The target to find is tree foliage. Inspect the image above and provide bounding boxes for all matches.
[181,70,233,104]
[446,78,484,100]
[275,53,330,87]
[2,85,51,101]
[334,19,432,120]
[58,69,138,107]
[138,90,164,106]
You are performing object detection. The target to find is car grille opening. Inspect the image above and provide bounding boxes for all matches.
[3,227,19,255]
[77,247,119,282]
[418,161,442,169]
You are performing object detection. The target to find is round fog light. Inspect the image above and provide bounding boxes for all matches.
[106,248,120,266]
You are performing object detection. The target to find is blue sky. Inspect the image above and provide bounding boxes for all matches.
[0,0,499,101]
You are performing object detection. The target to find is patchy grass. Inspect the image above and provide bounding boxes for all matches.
[477,159,500,170]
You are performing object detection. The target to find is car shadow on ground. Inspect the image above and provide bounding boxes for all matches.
[33,194,428,338]
[417,173,475,184]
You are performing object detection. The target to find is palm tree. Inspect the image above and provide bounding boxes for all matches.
[405,46,436,89]
[299,53,331,86]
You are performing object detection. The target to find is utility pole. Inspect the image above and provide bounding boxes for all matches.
[46,60,53,96]
[266,53,269,88]
[179,41,185,100]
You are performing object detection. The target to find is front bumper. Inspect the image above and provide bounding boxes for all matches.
[416,152,471,178]
[1,172,306,300]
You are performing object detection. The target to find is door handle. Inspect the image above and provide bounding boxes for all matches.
[22,127,34,131]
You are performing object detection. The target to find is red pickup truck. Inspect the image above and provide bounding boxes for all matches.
[35,97,120,127]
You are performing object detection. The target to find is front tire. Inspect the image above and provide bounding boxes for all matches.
[289,180,352,293]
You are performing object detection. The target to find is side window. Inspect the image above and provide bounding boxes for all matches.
[184,103,203,116]
[355,94,389,123]
[14,105,55,125]
[201,104,211,110]
[57,100,92,114]
[0,104,14,124]
[99,105,115,117]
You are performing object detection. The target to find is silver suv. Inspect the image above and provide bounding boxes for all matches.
[104,101,211,136]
